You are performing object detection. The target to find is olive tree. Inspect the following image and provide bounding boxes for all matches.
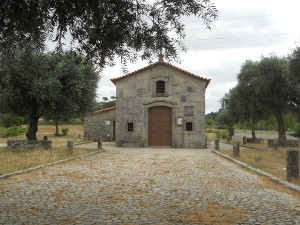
[0,49,98,140]
[0,0,218,66]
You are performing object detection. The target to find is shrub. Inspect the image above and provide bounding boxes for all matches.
[5,126,27,137]
[206,119,214,126]
[294,123,300,138]
[62,128,69,136]
[0,114,24,127]
[205,134,211,149]
[215,130,229,139]
[206,129,215,133]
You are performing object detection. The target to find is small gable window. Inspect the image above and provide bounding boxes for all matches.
[156,80,165,93]
[186,122,193,131]
[128,123,133,132]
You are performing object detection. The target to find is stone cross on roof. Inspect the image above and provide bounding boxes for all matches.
[158,49,163,62]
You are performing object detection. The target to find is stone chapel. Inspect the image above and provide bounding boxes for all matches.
[84,60,210,148]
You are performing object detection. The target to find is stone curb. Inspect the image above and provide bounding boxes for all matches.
[0,149,104,180]
[211,149,300,195]
[221,141,270,151]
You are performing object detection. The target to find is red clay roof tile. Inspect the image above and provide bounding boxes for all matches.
[93,106,116,114]
[110,61,211,87]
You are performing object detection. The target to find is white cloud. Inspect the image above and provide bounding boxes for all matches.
[47,0,300,113]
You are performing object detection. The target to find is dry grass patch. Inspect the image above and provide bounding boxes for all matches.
[0,147,98,176]
[185,201,244,224]
[0,125,84,146]
[218,146,300,186]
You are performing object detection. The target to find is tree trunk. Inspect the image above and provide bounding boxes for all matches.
[251,123,256,140]
[55,120,60,136]
[26,108,39,141]
[276,114,287,146]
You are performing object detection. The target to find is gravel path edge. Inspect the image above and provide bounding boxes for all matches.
[0,149,104,180]
[211,149,300,194]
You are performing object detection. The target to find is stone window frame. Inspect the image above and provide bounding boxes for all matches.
[186,122,193,131]
[156,80,165,93]
[127,122,133,132]
[152,76,169,97]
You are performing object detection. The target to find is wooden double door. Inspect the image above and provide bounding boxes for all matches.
[148,106,172,146]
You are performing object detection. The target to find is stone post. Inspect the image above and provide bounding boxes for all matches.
[44,136,48,141]
[273,140,279,151]
[233,141,240,157]
[67,140,73,153]
[286,149,299,181]
[215,138,219,150]
[227,136,230,142]
[243,136,247,145]
[98,137,102,149]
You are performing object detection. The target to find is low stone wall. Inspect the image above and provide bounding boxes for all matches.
[268,139,299,148]
[246,138,264,144]
[7,140,52,149]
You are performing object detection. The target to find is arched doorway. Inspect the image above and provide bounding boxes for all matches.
[148,106,172,146]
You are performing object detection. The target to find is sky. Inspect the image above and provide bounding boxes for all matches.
[49,0,300,114]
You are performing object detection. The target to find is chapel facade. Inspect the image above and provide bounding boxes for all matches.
[84,60,210,148]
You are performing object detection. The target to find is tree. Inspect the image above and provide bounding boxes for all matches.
[0,49,98,140]
[254,55,291,145]
[43,53,99,136]
[222,60,266,140]
[217,108,234,137]
[288,47,300,109]
[102,97,108,102]
[0,1,218,66]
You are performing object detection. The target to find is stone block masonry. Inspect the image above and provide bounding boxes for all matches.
[286,149,299,181]
[7,140,52,149]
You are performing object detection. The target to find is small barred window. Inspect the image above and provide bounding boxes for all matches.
[186,122,193,131]
[128,123,133,132]
[156,80,165,93]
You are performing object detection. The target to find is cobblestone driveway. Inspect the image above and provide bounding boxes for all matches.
[1,147,300,224]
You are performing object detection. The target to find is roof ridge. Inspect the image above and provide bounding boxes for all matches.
[110,61,211,88]
[93,106,116,114]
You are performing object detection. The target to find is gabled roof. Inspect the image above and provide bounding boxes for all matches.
[93,106,116,114]
[110,61,211,88]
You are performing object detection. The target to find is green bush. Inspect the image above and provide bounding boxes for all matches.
[62,128,69,136]
[5,126,27,137]
[215,130,229,139]
[206,119,214,126]
[294,123,300,138]
[0,114,24,127]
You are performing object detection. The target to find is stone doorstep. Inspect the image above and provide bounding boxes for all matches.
[211,150,300,195]
[0,149,105,180]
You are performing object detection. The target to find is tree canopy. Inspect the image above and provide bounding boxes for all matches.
[221,53,299,145]
[288,47,300,109]
[0,49,98,140]
[0,0,218,67]
[222,60,266,139]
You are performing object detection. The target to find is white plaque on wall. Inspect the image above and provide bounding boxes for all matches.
[105,121,110,125]
[177,117,183,125]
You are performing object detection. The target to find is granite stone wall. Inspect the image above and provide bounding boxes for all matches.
[84,109,116,142]
[115,63,207,148]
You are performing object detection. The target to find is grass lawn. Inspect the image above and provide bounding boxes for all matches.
[0,124,85,146]
[0,125,100,176]
[217,146,300,186]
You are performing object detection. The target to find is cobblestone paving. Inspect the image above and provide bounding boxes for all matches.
[0,147,300,224]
